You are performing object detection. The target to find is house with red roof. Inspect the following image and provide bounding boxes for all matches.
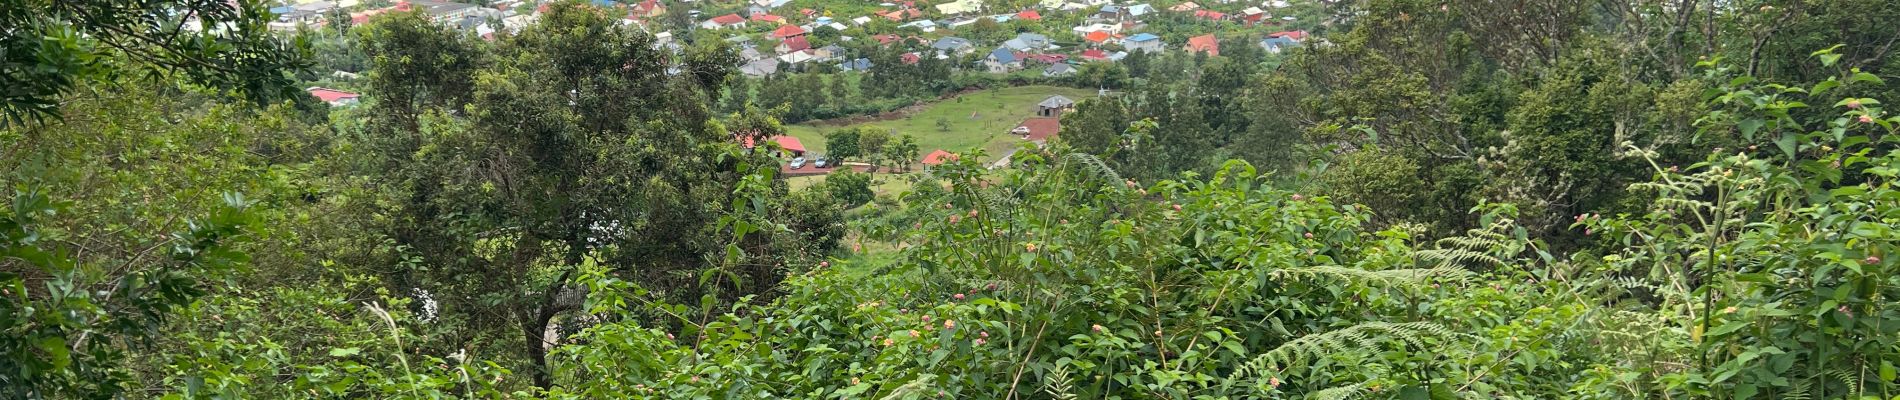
[769,23,805,38]
[753,13,787,24]
[631,0,665,17]
[776,36,811,54]
[1016,10,1042,21]
[1269,30,1308,40]
[1079,48,1109,61]
[741,135,808,157]
[1192,9,1226,22]
[922,150,958,168]
[1186,34,1219,56]
[1023,53,1068,64]
[1011,117,1061,143]
[701,13,747,29]
[901,52,922,64]
[1084,31,1118,45]
[307,87,361,106]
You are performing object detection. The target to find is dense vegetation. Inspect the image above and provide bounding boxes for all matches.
[3,0,1899,399]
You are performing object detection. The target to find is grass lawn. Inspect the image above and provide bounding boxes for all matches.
[783,85,1097,163]
[786,171,923,198]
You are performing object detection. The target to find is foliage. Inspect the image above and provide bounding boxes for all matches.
[0,0,311,126]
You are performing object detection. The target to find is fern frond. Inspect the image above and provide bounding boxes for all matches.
[1273,265,1471,286]
[1415,248,1506,268]
[876,374,938,400]
[1041,363,1079,400]
[1228,322,1453,388]
[1061,152,1122,184]
[1307,383,1367,400]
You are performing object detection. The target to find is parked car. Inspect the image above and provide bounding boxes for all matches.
[814,155,831,168]
[789,157,807,169]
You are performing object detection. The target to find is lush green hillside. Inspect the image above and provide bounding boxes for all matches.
[784,85,1097,162]
[8,0,1900,399]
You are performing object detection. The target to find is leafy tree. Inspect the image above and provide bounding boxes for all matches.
[858,129,892,169]
[821,170,875,208]
[826,128,864,162]
[0,0,311,126]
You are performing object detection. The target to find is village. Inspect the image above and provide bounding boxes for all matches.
[279,0,1312,174]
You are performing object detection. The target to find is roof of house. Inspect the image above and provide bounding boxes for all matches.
[1269,30,1308,40]
[922,150,958,165]
[1186,34,1219,56]
[1044,63,1075,75]
[742,135,806,152]
[1079,48,1108,59]
[753,14,786,23]
[1025,53,1068,63]
[988,47,1018,63]
[779,36,811,52]
[1127,4,1154,15]
[709,13,745,24]
[1169,1,1199,11]
[1126,33,1160,42]
[307,87,360,102]
[740,58,781,75]
[1016,32,1050,42]
[901,52,922,64]
[932,36,973,50]
[770,24,805,37]
[1193,9,1225,20]
[1085,31,1112,43]
[1017,9,1042,20]
[1039,95,1076,108]
[1099,5,1120,13]
[1015,117,1061,141]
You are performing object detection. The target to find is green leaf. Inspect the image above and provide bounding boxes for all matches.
[1819,53,1842,67]
[1739,119,1765,140]
[1774,133,1797,159]
[329,347,361,357]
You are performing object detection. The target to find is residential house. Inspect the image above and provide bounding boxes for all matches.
[701,13,746,29]
[769,24,806,39]
[901,52,923,64]
[779,49,817,64]
[899,19,938,32]
[837,58,873,71]
[1036,95,1076,116]
[1094,5,1123,20]
[1078,48,1110,61]
[935,0,984,15]
[631,0,666,17]
[1268,30,1309,41]
[1003,32,1051,51]
[1016,10,1042,21]
[307,87,360,106]
[740,58,781,76]
[776,36,811,54]
[1023,53,1068,64]
[984,48,1022,73]
[826,22,849,31]
[1011,117,1061,143]
[1072,23,1120,35]
[406,0,484,24]
[922,150,958,169]
[989,14,1015,23]
[1126,4,1154,17]
[946,17,980,28]
[1240,7,1266,24]
[1124,33,1163,53]
[1186,34,1219,56]
[931,36,975,56]
[852,16,874,25]
[753,13,787,24]
[1083,31,1119,46]
[1259,35,1298,53]
[1043,63,1076,77]
[742,135,807,157]
[816,44,846,59]
[1192,9,1226,22]
[1168,2,1200,11]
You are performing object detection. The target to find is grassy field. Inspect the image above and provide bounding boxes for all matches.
[783,85,1097,163]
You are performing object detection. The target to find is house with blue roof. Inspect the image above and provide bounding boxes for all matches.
[1125,33,1164,53]
[932,36,975,56]
[1003,32,1052,51]
[1259,36,1301,53]
[984,47,1022,73]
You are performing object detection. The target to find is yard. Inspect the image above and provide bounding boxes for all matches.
[782,85,1097,164]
